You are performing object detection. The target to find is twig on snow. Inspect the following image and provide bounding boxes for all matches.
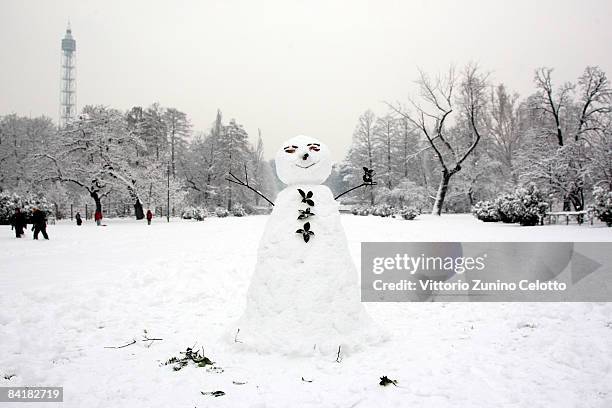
[335,345,342,363]
[104,334,164,349]
[104,339,136,349]
[143,336,163,341]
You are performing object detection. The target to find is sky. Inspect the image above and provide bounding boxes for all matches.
[1,0,611,161]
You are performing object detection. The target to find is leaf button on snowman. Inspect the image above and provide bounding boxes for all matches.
[296,188,316,242]
[229,135,383,356]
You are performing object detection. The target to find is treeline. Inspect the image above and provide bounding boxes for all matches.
[2,64,610,219]
[0,105,278,218]
[341,65,612,215]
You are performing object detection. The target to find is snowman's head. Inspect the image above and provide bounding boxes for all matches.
[275,135,332,185]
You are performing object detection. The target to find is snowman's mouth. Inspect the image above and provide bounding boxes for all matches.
[295,162,318,169]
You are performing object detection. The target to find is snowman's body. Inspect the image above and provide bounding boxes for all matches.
[232,136,381,355]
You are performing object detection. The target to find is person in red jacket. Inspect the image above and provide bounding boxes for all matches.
[94,210,102,226]
[146,209,153,225]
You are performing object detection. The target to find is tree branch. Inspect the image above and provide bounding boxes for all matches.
[226,170,274,206]
[334,182,376,200]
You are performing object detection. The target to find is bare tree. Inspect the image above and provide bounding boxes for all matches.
[576,66,611,138]
[387,64,488,215]
[374,115,400,190]
[398,117,420,179]
[532,67,574,147]
[345,110,378,205]
[163,108,191,178]
[485,84,524,185]
[251,129,265,205]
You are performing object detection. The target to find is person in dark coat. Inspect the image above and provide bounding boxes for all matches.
[31,207,49,240]
[146,209,153,225]
[75,212,82,226]
[10,208,27,238]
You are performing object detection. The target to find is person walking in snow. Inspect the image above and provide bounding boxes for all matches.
[31,207,49,240]
[10,208,27,238]
[94,210,102,226]
[146,209,153,225]
[75,212,82,226]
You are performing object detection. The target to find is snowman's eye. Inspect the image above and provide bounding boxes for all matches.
[308,144,320,152]
[284,145,298,153]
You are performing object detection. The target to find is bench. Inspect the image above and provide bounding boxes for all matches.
[338,204,354,214]
[546,210,593,225]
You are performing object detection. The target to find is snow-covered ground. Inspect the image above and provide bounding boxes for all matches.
[1,214,611,408]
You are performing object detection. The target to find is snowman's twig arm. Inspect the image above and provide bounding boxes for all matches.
[334,182,377,201]
[226,171,275,206]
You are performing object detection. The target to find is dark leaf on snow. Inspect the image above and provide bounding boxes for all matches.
[201,390,225,397]
[379,376,398,387]
[163,346,215,371]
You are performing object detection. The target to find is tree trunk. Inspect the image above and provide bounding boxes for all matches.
[387,133,392,189]
[227,180,232,211]
[569,187,584,223]
[432,170,451,216]
[134,198,144,220]
[562,196,571,211]
[569,188,584,211]
[204,173,211,203]
[171,131,176,178]
[403,119,409,178]
[91,191,103,215]
[370,185,375,206]
[467,187,474,207]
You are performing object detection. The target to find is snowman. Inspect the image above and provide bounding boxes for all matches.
[228,135,383,356]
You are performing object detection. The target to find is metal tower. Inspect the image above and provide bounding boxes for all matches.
[59,23,76,127]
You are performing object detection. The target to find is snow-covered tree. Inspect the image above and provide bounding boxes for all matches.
[0,115,55,192]
[397,117,422,180]
[524,66,611,211]
[181,110,271,211]
[345,110,379,205]
[163,107,191,178]
[249,130,277,206]
[444,114,500,211]
[37,105,145,218]
[218,118,253,210]
[374,115,401,190]
[484,84,525,186]
[182,110,225,205]
[141,103,168,160]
